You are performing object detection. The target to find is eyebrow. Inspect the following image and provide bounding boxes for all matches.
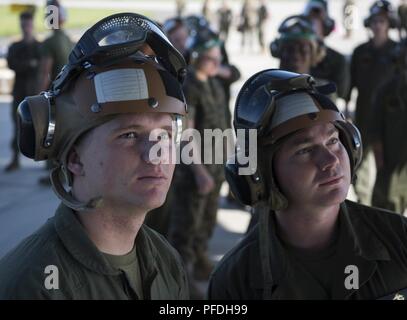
[289,127,338,147]
[112,124,174,134]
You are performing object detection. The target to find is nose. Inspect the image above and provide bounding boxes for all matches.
[317,147,340,172]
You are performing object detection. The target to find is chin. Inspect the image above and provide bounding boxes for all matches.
[140,188,168,209]
[143,198,166,212]
[318,189,348,206]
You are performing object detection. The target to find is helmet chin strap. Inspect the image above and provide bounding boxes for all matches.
[50,166,103,211]
[257,201,273,299]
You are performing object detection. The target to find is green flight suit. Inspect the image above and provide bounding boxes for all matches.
[208,200,407,300]
[0,203,189,299]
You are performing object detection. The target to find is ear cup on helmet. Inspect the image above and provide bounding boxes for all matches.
[270,39,281,58]
[225,152,266,207]
[340,121,363,169]
[313,40,326,66]
[323,17,335,36]
[225,160,253,206]
[335,121,363,180]
[363,17,370,28]
[16,99,36,159]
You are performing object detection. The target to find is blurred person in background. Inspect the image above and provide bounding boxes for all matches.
[346,0,399,206]
[202,0,213,23]
[238,0,257,52]
[177,16,242,207]
[398,0,407,40]
[304,0,350,102]
[257,0,269,53]
[162,17,190,58]
[167,30,229,299]
[270,15,326,78]
[38,0,73,92]
[217,0,233,44]
[5,10,41,172]
[175,0,186,17]
[183,15,240,127]
[370,40,407,214]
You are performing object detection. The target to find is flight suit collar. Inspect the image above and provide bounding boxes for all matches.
[330,201,391,299]
[249,212,289,292]
[251,201,391,299]
[341,200,390,262]
[54,203,159,284]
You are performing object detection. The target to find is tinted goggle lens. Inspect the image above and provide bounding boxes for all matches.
[236,85,273,129]
[96,27,146,47]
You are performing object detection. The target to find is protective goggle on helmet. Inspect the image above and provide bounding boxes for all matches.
[16,13,188,211]
[226,69,363,208]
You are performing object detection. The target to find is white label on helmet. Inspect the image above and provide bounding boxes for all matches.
[94,68,149,103]
[272,92,319,128]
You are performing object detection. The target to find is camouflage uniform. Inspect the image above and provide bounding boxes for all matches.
[371,73,407,213]
[168,68,228,271]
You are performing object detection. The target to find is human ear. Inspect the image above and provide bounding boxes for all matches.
[67,147,85,177]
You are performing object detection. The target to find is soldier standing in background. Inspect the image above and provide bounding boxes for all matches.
[239,0,257,52]
[175,0,186,17]
[162,17,189,58]
[347,0,399,206]
[370,41,407,214]
[398,0,407,40]
[257,0,269,54]
[5,10,41,172]
[217,0,233,44]
[202,0,213,23]
[167,31,229,299]
[270,15,326,76]
[304,0,350,101]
